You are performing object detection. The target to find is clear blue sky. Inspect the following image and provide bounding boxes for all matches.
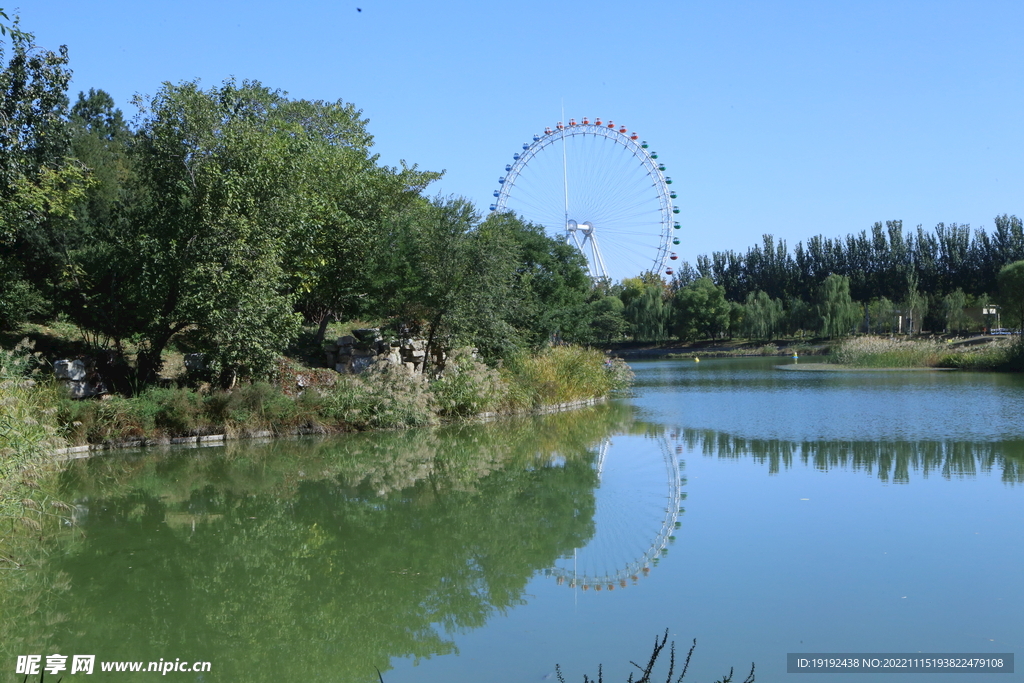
[24,0,1024,266]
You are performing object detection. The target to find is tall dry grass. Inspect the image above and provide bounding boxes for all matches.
[0,341,65,527]
[831,335,1022,370]
[500,346,625,411]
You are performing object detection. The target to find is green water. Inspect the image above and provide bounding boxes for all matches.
[4,358,1023,682]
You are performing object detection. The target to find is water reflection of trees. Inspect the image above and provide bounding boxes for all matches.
[4,403,637,682]
[680,428,1024,483]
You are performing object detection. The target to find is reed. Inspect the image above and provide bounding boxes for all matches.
[832,335,1022,370]
[0,341,64,525]
[500,346,617,411]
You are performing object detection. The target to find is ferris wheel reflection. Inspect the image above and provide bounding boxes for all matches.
[545,430,685,592]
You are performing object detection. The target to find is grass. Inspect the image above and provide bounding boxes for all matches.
[830,335,1024,370]
[665,342,820,359]
[0,341,66,526]
[500,346,630,411]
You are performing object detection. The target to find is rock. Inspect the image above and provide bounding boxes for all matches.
[337,335,356,347]
[66,379,106,399]
[54,359,87,381]
[184,353,206,373]
[352,356,375,373]
[351,348,375,358]
[352,328,380,343]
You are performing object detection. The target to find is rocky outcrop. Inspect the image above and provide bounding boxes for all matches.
[323,329,447,374]
[54,359,108,398]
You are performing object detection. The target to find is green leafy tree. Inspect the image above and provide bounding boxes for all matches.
[900,271,927,335]
[589,295,625,343]
[781,296,813,337]
[374,197,522,364]
[484,212,592,347]
[123,80,340,383]
[996,260,1024,328]
[866,297,896,335]
[741,290,784,341]
[55,89,139,347]
[0,20,90,328]
[285,99,441,344]
[672,277,730,341]
[623,280,671,342]
[941,288,970,334]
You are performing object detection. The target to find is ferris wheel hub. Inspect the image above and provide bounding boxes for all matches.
[566,219,594,236]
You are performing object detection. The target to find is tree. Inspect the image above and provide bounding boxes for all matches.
[900,271,926,335]
[941,289,970,334]
[622,278,671,342]
[816,274,860,338]
[866,297,896,335]
[741,290,784,341]
[996,260,1024,329]
[672,277,730,341]
[55,89,138,346]
[285,99,441,344]
[123,80,377,383]
[373,197,522,365]
[483,212,592,347]
[588,295,625,343]
[0,20,90,328]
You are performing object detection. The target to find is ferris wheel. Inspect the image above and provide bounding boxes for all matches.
[545,431,685,592]
[490,119,681,282]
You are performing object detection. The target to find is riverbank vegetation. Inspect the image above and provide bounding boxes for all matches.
[5,343,630,447]
[829,335,1024,370]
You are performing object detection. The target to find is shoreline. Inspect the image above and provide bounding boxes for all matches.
[775,362,957,372]
[51,395,610,460]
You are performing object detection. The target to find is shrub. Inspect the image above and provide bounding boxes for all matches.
[322,363,435,430]
[431,348,506,417]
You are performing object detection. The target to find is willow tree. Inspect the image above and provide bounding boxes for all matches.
[816,274,861,338]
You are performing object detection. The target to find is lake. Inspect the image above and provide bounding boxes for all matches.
[4,357,1022,682]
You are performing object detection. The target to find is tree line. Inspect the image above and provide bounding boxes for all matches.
[591,223,1024,344]
[649,219,1024,341]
